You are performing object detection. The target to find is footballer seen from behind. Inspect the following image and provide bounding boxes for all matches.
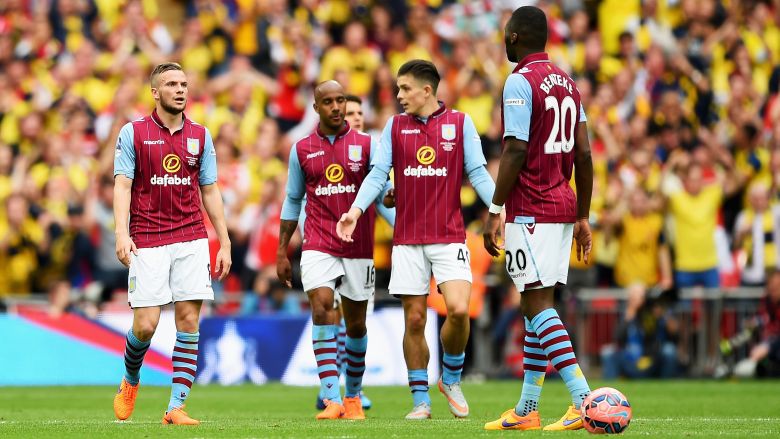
[482,6,594,432]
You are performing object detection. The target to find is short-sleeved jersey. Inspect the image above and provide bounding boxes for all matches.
[502,52,586,223]
[295,124,375,258]
[114,110,217,248]
[390,105,466,245]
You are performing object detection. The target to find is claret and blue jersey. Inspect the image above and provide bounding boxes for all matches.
[113,110,217,248]
[502,52,588,224]
[352,103,495,245]
[280,123,394,259]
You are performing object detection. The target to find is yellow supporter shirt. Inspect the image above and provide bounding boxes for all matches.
[388,44,432,81]
[597,0,639,55]
[207,104,265,151]
[244,156,285,203]
[0,218,44,295]
[71,76,118,113]
[735,148,772,194]
[0,176,12,204]
[232,0,258,55]
[615,213,664,287]
[669,185,722,271]
[454,94,493,135]
[319,47,381,97]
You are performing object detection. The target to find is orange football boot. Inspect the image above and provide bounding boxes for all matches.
[162,405,200,425]
[484,409,542,431]
[316,399,345,420]
[113,378,139,421]
[342,396,366,420]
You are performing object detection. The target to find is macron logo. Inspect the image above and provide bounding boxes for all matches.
[401,129,421,134]
[143,140,165,145]
[306,150,325,159]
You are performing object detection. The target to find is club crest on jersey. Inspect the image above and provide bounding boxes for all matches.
[187,138,199,155]
[441,124,456,141]
[348,144,362,162]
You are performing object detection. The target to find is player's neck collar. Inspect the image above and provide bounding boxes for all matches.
[514,52,550,72]
[151,109,187,133]
[413,101,446,122]
[316,121,351,140]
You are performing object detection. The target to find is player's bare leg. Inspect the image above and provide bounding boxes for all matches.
[163,300,203,425]
[114,306,160,420]
[340,296,368,420]
[437,280,471,417]
[401,295,432,419]
[522,287,589,431]
[309,288,345,419]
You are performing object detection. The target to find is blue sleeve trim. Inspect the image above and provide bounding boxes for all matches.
[352,166,388,212]
[113,123,136,179]
[503,74,533,142]
[463,114,487,173]
[199,128,218,185]
[467,165,495,206]
[370,118,393,173]
[280,144,305,221]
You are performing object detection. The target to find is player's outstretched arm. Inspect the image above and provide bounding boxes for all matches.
[483,137,528,257]
[337,168,389,241]
[573,121,593,264]
[113,175,137,267]
[340,116,395,241]
[201,183,232,280]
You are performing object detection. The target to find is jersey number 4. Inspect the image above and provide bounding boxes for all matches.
[544,95,577,154]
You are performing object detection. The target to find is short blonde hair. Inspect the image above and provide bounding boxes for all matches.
[150,62,183,88]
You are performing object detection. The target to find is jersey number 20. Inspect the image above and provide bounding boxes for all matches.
[544,95,577,154]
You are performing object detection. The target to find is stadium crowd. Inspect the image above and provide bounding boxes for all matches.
[0,0,779,377]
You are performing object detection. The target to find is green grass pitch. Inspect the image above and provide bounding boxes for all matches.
[1,380,779,438]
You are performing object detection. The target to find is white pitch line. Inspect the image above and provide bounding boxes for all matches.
[632,418,780,422]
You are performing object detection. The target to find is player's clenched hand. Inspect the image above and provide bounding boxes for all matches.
[337,207,362,242]
[214,246,232,281]
[573,218,592,264]
[482,213,504,257]
[383,188,395,208]
[277,254,292,288]
[115,233,138,267]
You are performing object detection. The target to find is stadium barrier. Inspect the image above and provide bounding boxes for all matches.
[571,287,764,377]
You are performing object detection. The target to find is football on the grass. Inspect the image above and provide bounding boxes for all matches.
[581,387,632,434]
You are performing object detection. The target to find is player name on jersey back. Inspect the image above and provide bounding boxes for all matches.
[503,53,581,224]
